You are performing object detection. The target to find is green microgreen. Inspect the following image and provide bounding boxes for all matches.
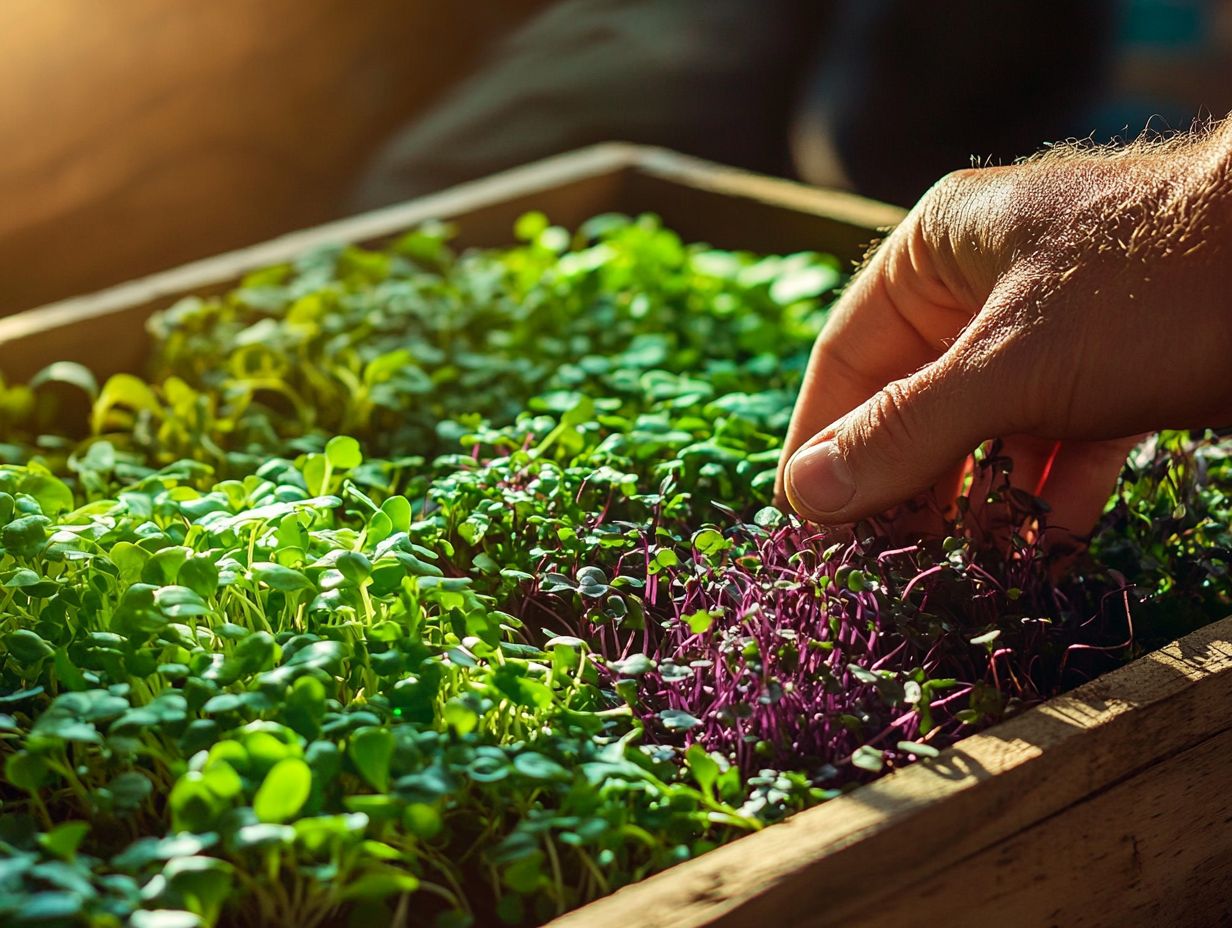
[1,214,1229,928]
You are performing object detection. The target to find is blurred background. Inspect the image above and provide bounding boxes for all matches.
[4,0,1232,313]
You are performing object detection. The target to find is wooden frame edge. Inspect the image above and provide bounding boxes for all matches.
[0,143,644,350]
[628,145,907,232]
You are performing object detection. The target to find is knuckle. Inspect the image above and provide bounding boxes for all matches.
[916,169,988,293]
[925,168,981,212]
[936,167,982,192]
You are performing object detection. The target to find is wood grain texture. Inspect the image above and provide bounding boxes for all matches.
[0,0,546,313]
[0,144,901,383]
[547,617,1232,928]
[866,727,1232,928]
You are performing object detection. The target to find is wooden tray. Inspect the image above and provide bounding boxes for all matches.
[3,144,1229,928]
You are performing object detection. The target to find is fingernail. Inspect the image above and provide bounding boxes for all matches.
[788,442,855,515]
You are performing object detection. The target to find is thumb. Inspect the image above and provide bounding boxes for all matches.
[784,356,1002,523]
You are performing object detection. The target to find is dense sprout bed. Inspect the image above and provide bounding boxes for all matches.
[1,214,1231,928]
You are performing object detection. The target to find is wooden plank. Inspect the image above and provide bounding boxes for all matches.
[863,726,1232,928]
[547,616,1232,928]
[625,146,905,258]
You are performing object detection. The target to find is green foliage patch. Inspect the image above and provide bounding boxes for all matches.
[1,214,1229,927]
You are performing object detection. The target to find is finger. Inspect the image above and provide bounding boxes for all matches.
[784,339,1009,524]
[964,435,1063,545]
[775,213,974,509]
[883,457,971,543]
[965,434,1139,552]
[1035,436,1141,540]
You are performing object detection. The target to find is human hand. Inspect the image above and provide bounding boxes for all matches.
[777,128,1232,538]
